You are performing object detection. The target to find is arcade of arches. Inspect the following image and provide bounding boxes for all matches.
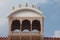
[11,19,41,32]
[10,18,43,40]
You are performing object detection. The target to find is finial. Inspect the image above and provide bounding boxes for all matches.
[38,7,40,10]
[19,4,21,8]
[12,6,15,10]
[32,4,34,8]
[26,2,28,7]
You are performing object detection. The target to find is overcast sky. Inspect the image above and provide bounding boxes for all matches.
[0,0,60,37]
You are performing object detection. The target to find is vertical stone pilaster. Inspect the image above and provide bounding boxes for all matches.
[30,18,32,40]
[20,18,22,40]
[40,17,44,40]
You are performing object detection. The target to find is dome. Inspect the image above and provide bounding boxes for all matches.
[8,7,45,18]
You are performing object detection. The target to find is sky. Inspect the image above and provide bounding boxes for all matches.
[0,0,60,37]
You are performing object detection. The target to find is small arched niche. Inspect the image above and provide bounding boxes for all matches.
[32,20,41,32]
[11,20,20,32]
[22,20,31,31]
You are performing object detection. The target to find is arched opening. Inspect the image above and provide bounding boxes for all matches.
[32,20,40,40]
[32,20,41,32]
[22,20,31,31]
[11,20,20,32]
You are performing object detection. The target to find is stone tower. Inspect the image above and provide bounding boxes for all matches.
[8,3,45,40]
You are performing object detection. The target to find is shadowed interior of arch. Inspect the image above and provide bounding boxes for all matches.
[11,20,20,31]
[32,20,41,32]
[11,19,41,33]
[22,20,31,31]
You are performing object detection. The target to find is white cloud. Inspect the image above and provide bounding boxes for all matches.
[53,30,60,38]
